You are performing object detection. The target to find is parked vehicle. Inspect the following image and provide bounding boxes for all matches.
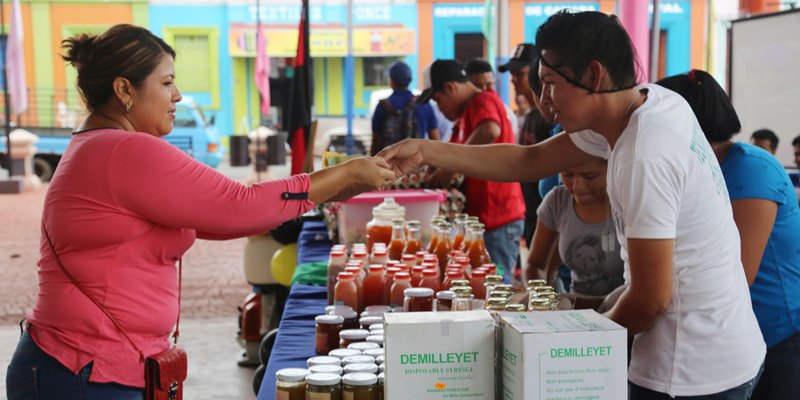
[0,96,224,181]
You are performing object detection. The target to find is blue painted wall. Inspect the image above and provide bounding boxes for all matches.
[432,3,485,60]
[523,2,599,41]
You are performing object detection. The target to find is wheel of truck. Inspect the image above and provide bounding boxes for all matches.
[33,157,55,182]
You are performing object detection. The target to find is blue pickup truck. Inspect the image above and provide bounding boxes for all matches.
[1,96,225,181]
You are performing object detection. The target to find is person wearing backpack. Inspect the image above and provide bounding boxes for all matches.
[371,61,440,155]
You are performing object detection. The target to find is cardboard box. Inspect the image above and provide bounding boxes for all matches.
[384,311,495,399]
[498,310,627,400]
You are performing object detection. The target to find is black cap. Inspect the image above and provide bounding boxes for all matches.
[416,60,470,104]
[498,43,537,73]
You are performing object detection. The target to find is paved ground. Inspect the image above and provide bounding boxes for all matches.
[0,160,295,399]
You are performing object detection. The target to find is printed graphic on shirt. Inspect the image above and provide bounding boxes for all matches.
[565,233,625,296]
[689,125,729,201]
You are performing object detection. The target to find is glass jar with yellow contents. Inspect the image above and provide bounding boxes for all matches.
[342,372,379,400]
[305,373,342,400]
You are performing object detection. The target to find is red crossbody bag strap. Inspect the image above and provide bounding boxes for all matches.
[41,225,182,360]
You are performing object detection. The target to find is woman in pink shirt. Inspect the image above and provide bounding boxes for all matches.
[5,24,394,399]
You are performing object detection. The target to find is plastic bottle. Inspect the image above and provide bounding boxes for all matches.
[410,265,425,287]
[327,250,348,305]
[366,198,405,251]
[362,265,385,309]
[334,272,358,311]
[382,267,401,305]
[470,269,488,300]
[344,266,365,312]
[389,272,412,308]
[419,268,441,292]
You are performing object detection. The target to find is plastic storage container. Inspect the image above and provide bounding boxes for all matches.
[339,190,446,245]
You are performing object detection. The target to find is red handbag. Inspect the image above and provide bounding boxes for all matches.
[44,227,188,400]
[145,346,188,400]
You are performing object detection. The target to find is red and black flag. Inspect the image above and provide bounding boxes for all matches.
[287,0,313,175]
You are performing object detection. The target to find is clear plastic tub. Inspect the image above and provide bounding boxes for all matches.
[338,190,446,245]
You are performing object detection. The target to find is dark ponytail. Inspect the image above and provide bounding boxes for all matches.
[61,24,176,112]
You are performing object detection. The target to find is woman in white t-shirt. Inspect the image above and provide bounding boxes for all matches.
[380,10,765,399]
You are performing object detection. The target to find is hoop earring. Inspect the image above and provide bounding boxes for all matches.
[126,102,132,113]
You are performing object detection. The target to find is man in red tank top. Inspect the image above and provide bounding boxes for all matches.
[416,60,525,283]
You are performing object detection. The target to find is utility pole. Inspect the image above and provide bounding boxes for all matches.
[1,0,15,177]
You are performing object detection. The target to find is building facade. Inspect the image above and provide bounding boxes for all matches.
[9,0,708,139]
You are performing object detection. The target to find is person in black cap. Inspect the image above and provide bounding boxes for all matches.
[370,61,439,155]
[417,59,525,284]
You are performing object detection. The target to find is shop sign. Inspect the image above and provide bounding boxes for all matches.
[229,24,415,57]
[525,3,597,17]
[354,5,393,22]
[650,2,687,15]
[433,5,487,18]
[248,4,396,24]
[248,4,324,24]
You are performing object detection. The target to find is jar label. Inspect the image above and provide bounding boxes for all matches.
[276,390,289,400]
[343,392,354,400]
[307,392,332,400]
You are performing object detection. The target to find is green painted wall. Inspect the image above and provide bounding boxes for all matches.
[31,3,54,126]
[314,59,326,114]
[132,2,147,26]
[326,58,344,115]
[231,58,260,135]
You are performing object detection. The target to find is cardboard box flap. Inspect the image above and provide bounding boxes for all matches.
[384,310,493,325]
[499,310,625,333]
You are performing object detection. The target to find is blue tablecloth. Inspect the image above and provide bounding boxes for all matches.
[258,284,327,400]
[296,220,334,265]
[258,220,333,400]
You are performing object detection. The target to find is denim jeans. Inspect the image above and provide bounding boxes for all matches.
[6,331,144,400]
[484,219,524,283]
[751,330,800,400]
[629,364,763,400]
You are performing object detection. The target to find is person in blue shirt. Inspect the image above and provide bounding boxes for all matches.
[370,61,439,155]
[658,69,800,400]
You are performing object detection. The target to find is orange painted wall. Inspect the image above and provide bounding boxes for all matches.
[50,4,133,90]
[690,0,707,70]
[599,0,616,14]
[1,3,35,89]
[418,0,434,85]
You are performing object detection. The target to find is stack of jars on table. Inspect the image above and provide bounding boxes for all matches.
[283,307,388,400]
[275,350,384,400]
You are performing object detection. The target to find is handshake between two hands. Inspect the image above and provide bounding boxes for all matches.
[344,139,433,191]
